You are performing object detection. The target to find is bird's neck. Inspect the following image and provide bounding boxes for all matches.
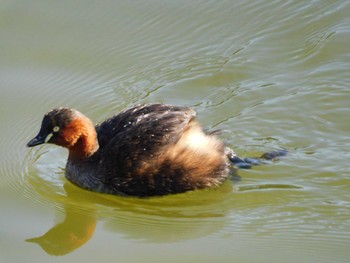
[65,117,99,160]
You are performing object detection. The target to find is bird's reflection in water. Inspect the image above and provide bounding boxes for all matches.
[25,181,99,256]
[26,178,235,255]
[26,206,96,256]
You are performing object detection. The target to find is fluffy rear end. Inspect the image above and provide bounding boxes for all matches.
[164,120,228,187]
[132,120,229,196]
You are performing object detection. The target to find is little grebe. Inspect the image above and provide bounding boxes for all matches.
[27,104,232,197]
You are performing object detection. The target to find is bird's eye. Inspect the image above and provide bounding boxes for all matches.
[53,126,60,132]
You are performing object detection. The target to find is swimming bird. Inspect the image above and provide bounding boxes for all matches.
[27,104,234,197]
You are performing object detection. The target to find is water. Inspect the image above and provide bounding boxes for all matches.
[1,0,350,262]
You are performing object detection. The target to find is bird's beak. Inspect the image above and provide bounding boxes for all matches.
[27,134,46,147]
